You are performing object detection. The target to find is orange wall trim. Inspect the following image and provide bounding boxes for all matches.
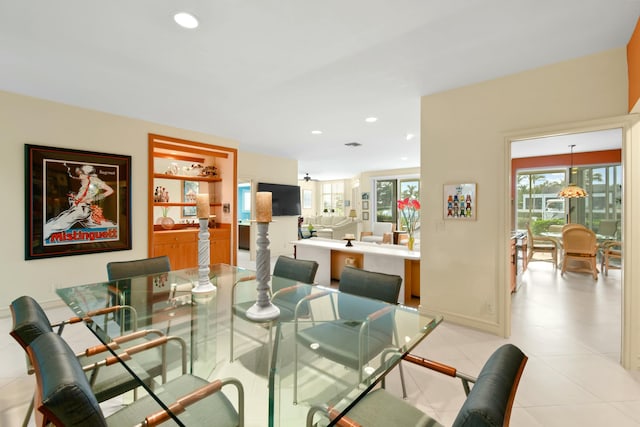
[628,18,640,112]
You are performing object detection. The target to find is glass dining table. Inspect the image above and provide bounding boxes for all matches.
[56,263,442,426]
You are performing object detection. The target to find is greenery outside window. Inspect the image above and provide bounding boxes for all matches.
[374,178,420,229]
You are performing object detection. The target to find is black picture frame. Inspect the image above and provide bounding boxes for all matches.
[25,144,132,260]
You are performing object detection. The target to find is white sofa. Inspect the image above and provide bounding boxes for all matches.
[361,222,394,243]
[301,215,358,240]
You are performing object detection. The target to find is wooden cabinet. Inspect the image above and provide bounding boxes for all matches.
[152,230,198,270]
[148,134,237,267]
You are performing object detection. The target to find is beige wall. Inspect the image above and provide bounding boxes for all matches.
[0,90,295,310]
[421,48,640,367]
[238,151,299,259]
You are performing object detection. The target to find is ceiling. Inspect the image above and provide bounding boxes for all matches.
[2,1,638,181]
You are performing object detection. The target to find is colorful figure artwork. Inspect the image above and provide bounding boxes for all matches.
[444,183,476,220]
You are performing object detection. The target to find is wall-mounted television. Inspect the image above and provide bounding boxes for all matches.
[257,182,301,216]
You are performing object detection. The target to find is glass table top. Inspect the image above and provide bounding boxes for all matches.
[56,263,442,426]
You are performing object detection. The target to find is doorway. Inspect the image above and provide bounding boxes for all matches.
[508,124,625,361]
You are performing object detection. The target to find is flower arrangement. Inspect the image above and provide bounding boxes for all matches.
[397,197,420,249]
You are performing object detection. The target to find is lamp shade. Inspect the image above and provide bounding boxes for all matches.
[349,209,357,219]
[558,183,588,198]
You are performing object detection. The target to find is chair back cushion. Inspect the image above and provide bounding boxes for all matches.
[9,296,54,349]
[338,266,401,305]
[452,344,527,427]
[106,255,171,281]
[272,256,319,285]
[28,332,107,426]
[562,226,597,255]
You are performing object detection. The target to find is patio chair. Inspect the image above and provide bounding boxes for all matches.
[26,331,244,427]
[526,223,558,268]
[601,240,622,276]
[561,224,598,280]
[598,219,619,240]
[293,266,401,403]
[306,343,528,427]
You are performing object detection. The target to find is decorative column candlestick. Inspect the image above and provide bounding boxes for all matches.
[246,192,280,321]
[193,194,216,294]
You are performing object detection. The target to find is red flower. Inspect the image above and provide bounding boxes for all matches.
[397,197,420,235]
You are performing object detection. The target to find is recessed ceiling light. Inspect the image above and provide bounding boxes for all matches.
[174,12,199,29]
[311,130,323,135]
[365,117,378,123]
[406,133,415,141]
[400,156,408,161]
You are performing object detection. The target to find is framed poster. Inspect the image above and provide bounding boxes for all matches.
[362,211,369,221]
[443,183,477,220]
[362,200,369,210]
[25,144,132,259]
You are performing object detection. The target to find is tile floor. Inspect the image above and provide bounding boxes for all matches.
[1,252,639,426]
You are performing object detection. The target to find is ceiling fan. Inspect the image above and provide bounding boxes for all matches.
[303,173,311,182]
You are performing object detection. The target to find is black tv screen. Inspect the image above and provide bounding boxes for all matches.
[257,182,301,216]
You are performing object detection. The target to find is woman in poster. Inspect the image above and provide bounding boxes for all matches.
[43,164,115,241]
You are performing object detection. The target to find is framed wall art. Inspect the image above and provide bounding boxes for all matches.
[362,211,369,221]
[443,183,477,220]
[182,180,198,217]
[25,144,132,259]
[362,200,369,210]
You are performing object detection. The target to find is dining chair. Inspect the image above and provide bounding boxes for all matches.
[526,222,558,268]
[306,343,528,427]
[293,266,402,404]
[601,240,622,276]
[27,331,244,427]
[561,224,599,279]
[106,256,172,330]
[9,295,181,427]
[107,255,172,281]
[230,256,319,362]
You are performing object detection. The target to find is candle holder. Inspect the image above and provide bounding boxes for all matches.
[192,217,216,295]
[246,221,280,321]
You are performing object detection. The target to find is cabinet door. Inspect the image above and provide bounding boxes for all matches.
[152,231,198,270]
[210,229,231,264]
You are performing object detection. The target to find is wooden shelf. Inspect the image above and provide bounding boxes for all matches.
[153,173,221,182]
[154,202,222,207]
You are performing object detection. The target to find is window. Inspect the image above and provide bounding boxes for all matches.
[516,164,622,233]
[375,180,396,222]
[374,178,420,228]
[516,170,566,230]
[322,182,344,215]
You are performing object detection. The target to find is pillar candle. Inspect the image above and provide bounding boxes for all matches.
[256,191,272,223]
[196,193,210,218]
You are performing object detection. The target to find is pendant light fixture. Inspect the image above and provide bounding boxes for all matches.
[558,144,588,198]
[558,144,587,224]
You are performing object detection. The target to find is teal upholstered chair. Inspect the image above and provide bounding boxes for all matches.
[230,255,319,362]
[106,256,172,331]
[10,296,176,426]
[27,331,244,427]
[307,343,528,427]
[293,266,402,403]
[106,255,171,281]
